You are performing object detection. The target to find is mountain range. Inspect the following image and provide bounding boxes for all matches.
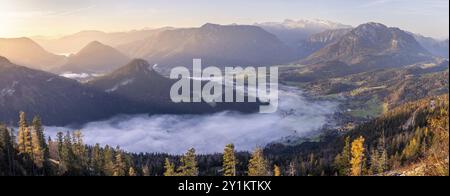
[0,56,261,126]
[0,37,66,71]
[117,23,298,71]
[32,27,172,55]
[88,59,262,114]
[255,19,352,46]
[301,22,432,69]
[54,41,130,74]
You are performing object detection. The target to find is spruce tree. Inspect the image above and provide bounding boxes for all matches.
[32,116,50,174]
[369,148,379,175]
[334,136,351,176]
[223,144,236,176]
[0,125,16,175]
[248,148,268,176]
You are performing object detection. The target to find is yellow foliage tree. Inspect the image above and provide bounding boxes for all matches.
[273,165,281,176]
[350,136,366,176]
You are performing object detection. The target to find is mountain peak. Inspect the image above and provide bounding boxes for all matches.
[201,23,221,28]
[119,59,156,75]
[127,59,151,69]
[0,56,11,64]
[57,41,130,73]
[85,40,105,48]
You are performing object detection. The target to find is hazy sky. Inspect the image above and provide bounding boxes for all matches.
[1,0,448,39]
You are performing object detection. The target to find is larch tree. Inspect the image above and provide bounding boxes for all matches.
[31,128,44,168]
[223,143,236,176]
[273,165,281,176]
[103,145,115,176]
[178,148,198,176]
[17,112,32,155]
[350,136,366,176]
[90,143,103,175]
[164,158,176,176]
[248,148,268,176]
[113,147,127,176]
[288,161,297,176]
[128,167,137,176]
[142,165,151,176]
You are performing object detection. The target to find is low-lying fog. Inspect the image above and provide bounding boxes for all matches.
[45,86,338,154]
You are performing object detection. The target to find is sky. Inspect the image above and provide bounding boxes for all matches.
[1,0,449,39]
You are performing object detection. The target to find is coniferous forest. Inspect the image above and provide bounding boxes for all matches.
[1,95,448,176]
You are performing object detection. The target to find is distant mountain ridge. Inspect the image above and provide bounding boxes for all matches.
[118,23,297,71]
[302,22,431,67]
[411,33,449,58]
[0,37,66,71]
[32,27,172,54]
[256,19,352,46]
[54,41,130,74]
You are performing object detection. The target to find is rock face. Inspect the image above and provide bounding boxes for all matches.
[55,41,130,74]
[296,28,353,59]
[118,23,297,72]
[0,37,66,71]
[302,22,431,67]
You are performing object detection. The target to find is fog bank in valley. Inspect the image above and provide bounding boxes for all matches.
[45,87,338,154]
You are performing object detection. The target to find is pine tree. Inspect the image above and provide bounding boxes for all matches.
[350,136,366,176]
[178,148,198,176]
[248,148,268,176]
[223,144,236,176]
[164,158,176,176]
[273,165,281,176]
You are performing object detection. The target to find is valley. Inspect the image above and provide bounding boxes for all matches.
[1,16,448,176]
